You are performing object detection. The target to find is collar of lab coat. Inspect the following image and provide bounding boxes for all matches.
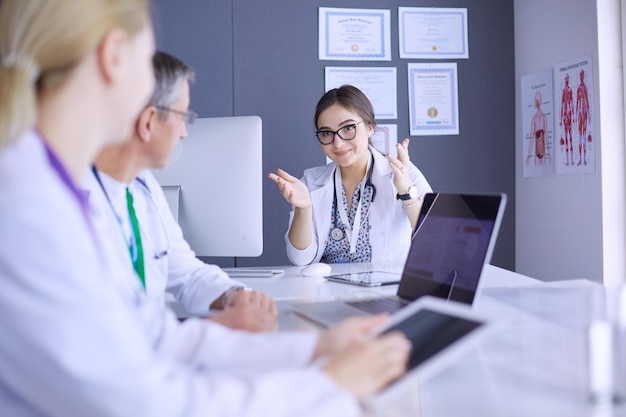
[308,145,393,189]
[304,146,397,262]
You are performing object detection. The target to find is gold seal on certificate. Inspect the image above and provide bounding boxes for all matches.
[427,107,438,118]
[351,44,359,52]
[432,45,437,52]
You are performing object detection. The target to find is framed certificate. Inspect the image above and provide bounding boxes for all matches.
[325,67,397,119]
[319,7,391,61]
[408,63,459,136]
[371,124,398,156]
[399,7,469,59]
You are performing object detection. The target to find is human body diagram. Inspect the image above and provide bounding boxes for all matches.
[555,56,595,174]
[526,91,550,167]
[559,74,575,166]
[575,70,591,166]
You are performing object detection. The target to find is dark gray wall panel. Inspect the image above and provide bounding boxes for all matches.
[152,0,234,118]
[152,0,516,270]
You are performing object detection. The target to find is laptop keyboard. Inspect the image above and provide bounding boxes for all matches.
[346,297,408,315]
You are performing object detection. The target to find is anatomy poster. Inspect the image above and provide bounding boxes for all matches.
[521,69,554,178]
[553,55,595,175]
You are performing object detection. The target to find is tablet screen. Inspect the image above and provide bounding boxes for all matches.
[382,308,484,370]
[324,271,401,286]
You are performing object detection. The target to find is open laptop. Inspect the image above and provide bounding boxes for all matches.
[290,192,507,327]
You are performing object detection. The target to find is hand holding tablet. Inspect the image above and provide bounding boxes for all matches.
[368,296,493,386]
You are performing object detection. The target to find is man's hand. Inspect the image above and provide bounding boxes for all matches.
[208,290,278,332]
[322,332,410,400]
[312,314,389,360]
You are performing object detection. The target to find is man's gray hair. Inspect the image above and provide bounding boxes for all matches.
[148,51,195,117]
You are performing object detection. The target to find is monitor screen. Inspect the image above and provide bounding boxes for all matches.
[151,116,263,257]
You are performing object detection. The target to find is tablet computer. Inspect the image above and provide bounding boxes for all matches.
[324,271,402,287]
[369,296,493,389]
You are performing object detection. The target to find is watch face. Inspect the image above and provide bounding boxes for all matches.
[398,186,417,201]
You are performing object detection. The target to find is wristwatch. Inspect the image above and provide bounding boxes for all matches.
[220,286,245,308]
[396,185,418,201]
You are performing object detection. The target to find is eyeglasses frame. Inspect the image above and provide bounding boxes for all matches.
[154,105,198,125]
[315,120,363,145]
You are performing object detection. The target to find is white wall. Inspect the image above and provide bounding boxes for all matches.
[600,0,626,288]
[514,0,626,285]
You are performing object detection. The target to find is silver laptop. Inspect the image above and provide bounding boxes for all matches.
[290,192,507,327]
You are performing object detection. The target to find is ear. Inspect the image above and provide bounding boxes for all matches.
[136,106,157,143]
[97,28,128,84]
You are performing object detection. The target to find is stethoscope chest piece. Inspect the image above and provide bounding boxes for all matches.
[331,227,344,241]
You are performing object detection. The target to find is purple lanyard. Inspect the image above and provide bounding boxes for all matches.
[37,131,99,244]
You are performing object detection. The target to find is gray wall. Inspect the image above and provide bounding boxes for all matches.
[514,0,626,284]
[152,0,516,270]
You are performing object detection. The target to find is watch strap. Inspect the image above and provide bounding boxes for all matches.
[396,185,417,201]
[220,286,246,308]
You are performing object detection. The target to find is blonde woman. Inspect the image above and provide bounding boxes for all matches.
[0,1,410,416]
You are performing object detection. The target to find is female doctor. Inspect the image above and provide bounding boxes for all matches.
[270,85,432,265]
[0,2,410,416]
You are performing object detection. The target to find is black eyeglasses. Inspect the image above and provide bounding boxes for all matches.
[315,121,362,145]
[155,106,198,125]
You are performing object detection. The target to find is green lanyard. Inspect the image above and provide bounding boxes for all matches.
[126,188,146,290]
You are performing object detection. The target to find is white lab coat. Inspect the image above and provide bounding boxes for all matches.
[84,169,238,315]
[286,146,432,265]
[0,131,360,417]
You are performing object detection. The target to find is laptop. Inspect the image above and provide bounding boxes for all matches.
[290,192,507,327]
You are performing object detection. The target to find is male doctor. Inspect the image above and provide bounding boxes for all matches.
[87,50,277,331]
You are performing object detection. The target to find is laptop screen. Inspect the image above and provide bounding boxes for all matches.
[397,193,505,304]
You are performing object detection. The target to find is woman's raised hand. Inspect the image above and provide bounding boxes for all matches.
[268,169,312,209]
[386,138,414,194]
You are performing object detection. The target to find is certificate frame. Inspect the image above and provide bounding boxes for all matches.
[325,67,397,119]
[319,7,391,61]
[399,7,469,60]
[371,124,398,157]
[408,63,459,136]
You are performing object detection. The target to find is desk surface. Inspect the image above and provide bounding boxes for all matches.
[228,263,625,417]
[235,263,544,300]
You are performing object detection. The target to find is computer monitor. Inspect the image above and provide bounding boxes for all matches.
[151,116,263,257]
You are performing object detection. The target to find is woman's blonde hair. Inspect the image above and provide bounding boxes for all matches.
[0,0,151,148]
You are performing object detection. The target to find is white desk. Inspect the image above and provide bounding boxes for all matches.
[235,262,542,301]
[233,263,626,417]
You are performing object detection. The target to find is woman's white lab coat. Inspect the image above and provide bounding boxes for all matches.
[286,146,432,265]
[0,131,360,417]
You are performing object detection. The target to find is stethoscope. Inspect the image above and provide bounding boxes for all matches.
[330,152,377,254]
[134,177,171,259]
[92,167,170,260]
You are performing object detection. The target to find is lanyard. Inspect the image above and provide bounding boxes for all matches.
[333,154,374,254]
[40,133,100,254]
[125,188,146,289]
[91,167,146,290]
